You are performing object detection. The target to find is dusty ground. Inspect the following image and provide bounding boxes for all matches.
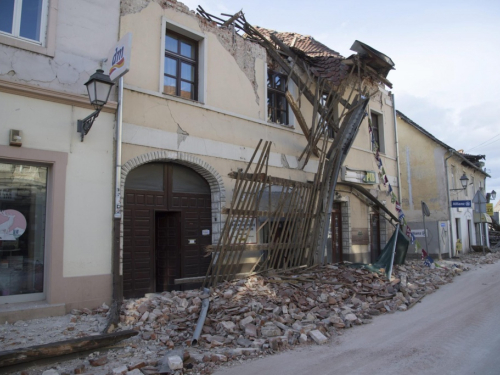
[0,251,498,375]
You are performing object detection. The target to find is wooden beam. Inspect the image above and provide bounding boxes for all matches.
[0,330,138,368]
[221,10,243,28]
[286,91,320,157]
[227,172,312,188]
[221,207,313,217]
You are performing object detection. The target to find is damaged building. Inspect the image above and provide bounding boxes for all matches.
[0,0,401,318]
[118,0,400,298]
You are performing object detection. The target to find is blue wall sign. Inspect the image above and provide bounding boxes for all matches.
[451,200,471,208]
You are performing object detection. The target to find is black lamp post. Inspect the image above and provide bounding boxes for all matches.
[451,173,469,191]
[486,190,496,203]
[77,69,114,141]
[459,173,469,189]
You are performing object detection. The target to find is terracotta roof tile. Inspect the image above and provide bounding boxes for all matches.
[255,26,350,85]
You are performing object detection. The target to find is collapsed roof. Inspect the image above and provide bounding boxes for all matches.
[254,27,350,87]
[253,26,394,88]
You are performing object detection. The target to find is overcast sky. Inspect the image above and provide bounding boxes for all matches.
[181,0,500,205]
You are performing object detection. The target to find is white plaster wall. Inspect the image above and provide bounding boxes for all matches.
[0,0,121,99]
[0,92,114,277]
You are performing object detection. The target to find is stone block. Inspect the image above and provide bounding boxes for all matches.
[309,329,328,345]
[261,323,281,337]
[112,365,128,375]
[167,355,183,370]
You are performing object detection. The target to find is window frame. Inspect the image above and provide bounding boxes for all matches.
[0,0,48,45]
[370,110,385,153]
[160,17,206,104]
[0,0,57,57]
[267,70,289,125]
[163,30,198,101]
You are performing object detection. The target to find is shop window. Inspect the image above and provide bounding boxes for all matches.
[267,70,289,125]
[0,0,48,44]
[0,162,47,299]
[164,30,198,100]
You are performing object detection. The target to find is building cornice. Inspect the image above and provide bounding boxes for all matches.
[0,79,117,114]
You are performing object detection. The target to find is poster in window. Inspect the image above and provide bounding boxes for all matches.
[0,210,27,241]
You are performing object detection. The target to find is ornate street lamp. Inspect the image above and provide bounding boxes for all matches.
[77,69,114,141]
[486,190,496,202]
[451,173,469,191]
[459,173,469,189]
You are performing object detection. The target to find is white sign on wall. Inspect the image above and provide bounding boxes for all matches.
[411,229,427,237]
[105,33,132,82]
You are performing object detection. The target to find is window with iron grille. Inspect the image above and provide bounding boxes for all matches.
[267,71,288,125]
[164,30,197,100]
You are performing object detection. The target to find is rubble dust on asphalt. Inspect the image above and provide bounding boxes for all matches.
[1,252,499,375]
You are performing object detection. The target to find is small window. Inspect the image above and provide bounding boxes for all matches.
[0,0,48,44]
[371,112,380,151]
[320,93,336,138]
[451,165,456,190]
[267,70,288,125]
[164,30,197,100]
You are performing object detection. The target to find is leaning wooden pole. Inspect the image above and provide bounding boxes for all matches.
[0,330,138,368]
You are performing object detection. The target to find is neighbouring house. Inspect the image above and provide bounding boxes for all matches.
[396,111,490,258]
[0,0,120,320]
[117,0,399,299]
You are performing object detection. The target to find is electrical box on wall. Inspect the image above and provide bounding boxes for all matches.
[9,129,22,147]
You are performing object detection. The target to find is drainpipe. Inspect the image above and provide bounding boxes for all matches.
[391,93,402,202]
[113,76,124,303]
[444,149,454,258]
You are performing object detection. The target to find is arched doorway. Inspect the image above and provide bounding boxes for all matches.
[123,162,212,298]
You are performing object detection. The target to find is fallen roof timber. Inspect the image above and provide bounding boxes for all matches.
[0,330,138,368]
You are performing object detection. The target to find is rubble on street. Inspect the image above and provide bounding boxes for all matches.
[2,253,499,375]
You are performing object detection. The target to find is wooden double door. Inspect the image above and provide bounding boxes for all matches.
[123,163,212,299]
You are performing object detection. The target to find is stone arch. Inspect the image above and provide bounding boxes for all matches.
[120,151,226,246]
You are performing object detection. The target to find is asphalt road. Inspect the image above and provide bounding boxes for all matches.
[214,261,500,375]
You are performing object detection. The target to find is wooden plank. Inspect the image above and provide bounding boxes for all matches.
[227,172,312,188]
[0,330,138,368]
[205,242,303,252]
[175,272,252,285]
[221,207,314,217]
[286,91,320,157]
[221,10,243,28]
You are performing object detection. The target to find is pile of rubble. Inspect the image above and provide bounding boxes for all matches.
[0,307,109,352]
[460,251,500,265]
[1,257,485,375]
[114,259,467,373]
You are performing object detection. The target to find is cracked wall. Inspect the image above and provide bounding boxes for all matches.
[121,0,264,105]
[0,0,120,99]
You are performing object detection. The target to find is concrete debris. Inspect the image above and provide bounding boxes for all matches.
[167,355,183,370]
[3,254,499,375]
[308,330,328,345]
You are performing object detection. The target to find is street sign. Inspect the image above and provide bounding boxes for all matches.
[451,200,471,208]
[472,190,486,213]
[411,229,427,237]
[486,203,494,216]
[105,33,132,82]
